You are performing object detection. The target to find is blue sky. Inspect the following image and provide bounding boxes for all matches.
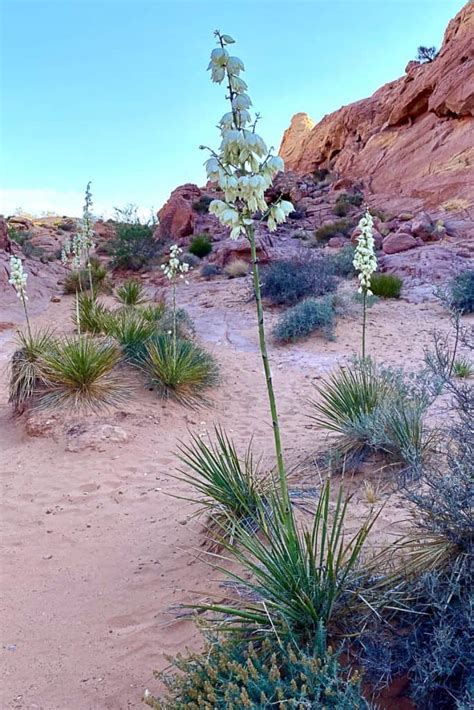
[0,0,465,218]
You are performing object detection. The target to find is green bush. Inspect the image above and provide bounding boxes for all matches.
[261,255,336,305]
[314,219,353,243]
[150,624,369,709]
[333,200,350,217]
[329,244,356,277]
[74,293,112,334]
[142,334,218,406]
[309,358,433,474]
[448,270,474,314]
[38,335,127,411]
[63,256,110,294]
[105,308,156,362]
[110,222,159,271]
[453,358,473,379]
[370,273,402,299]
[273,296,335,343]
[189,234,212,258]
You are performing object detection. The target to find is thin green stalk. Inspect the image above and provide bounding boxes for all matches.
[172,281,177,365]
[362,290,367,359]
[20,293,32,341]
[247,224,291,520]
[75,289,81,335]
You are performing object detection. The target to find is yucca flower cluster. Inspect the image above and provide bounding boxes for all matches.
[8,256,28,300]
[61,181,95,269]
[353,209,377,295]
[161,244,190,281]
[204,32,294,240]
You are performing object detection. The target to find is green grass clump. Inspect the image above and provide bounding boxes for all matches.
[448,270,474,314]
[63,256,110,294]
[38,336,127,411]
[139,302,166,323]
[149,624,369,709]
[8,329,54,412]
[452,358,473,378]
[142,334,218,406]
[115,279,147,306]
[189,234,213,258]
[74,293,112,334]
[370,273,402,299]
[176,427,272,541]
[273,296,335,343]
[309,358,433,474]
[105,308,156,362]
[314,219,353,243]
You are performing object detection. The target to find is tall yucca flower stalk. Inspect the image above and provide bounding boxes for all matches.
[203,31,294,518]
[353,209,377,358]
[8,256,31,338]
[161,244,189,364]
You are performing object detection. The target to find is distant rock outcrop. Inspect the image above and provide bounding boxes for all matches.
[279,1,474,210]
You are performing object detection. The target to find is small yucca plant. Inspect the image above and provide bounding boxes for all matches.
[115,279,147,306]
[73,293,112,334]
[176,427,273,543]
[9,328,54,412]
[142,334,218,406]
[38,335,128,411]
[139,302,166,324]
[105,308,156,362]
[63,256,109,295]
[452,358,473,379]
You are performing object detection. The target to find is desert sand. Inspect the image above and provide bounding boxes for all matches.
[0,276,458,709]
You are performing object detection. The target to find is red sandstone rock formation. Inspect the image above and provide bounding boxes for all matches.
[279,2,474,210]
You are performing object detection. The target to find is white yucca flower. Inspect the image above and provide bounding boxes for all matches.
[353,209,377,294]
[161,244,190,280]
[8,256,28,300]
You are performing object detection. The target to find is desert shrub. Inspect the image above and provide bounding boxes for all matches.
[38,336,127,411]
[370,207,389,222]
[8,328,54,411]
[453,358,473,379]
[7,226,30,246]
[158,307,195,340]
[273,296,335,343]
[110,222,158,271]
[370,273,402,299]
[142,334,218,406]
[63,256,110,294]
[180,251,200,268]
[150,624,369,709]
[176,427,272,541]
[417,45,438,63]
[288,207,307,220]
[189,234,212,258]
[448,270,474,314]
[196,482,377,642]
[74,293,112,334]
[105,308,156,362]
[200,263,222,280]
[261,254,336,305]
[329,244,356,277]
[314,219,353,243]
[313,167,330,182]
[115,279,147,306]
[309,358,433,474]
[333,200,350,216]
[192,194,213,214]
[224,258,248,278]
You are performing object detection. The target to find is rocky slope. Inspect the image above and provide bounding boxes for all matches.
[279,1,474,211]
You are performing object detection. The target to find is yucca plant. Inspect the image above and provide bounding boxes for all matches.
[175,428,273,543]
[193,482,378,642]
[105,308,156,362]
[139,302,166,323]
[63,256,109,295]
[453,358,473,379]
[38,335,128,411]
[73,293,112,334]
[115,279,148,306]
[142,334,218,406]
[8,328,54,412]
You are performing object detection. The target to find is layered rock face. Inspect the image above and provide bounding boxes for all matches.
[279,2,474,210]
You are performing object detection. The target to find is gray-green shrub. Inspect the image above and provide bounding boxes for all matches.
[273,296,335,343]
[261,254,336,305]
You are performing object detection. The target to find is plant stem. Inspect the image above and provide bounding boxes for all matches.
[21,294,32,341]
[172,281,177,365]
[76,289,81,335]
[362,290,367,359]
[247,224,291,520]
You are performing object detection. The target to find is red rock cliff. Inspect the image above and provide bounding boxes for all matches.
[279,1,474,209]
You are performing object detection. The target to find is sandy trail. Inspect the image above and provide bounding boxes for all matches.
[0,277,457,709]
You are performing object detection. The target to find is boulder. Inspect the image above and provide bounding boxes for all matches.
[155,183,201,241]
[210,235,270,266]
[382,232,418,254]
